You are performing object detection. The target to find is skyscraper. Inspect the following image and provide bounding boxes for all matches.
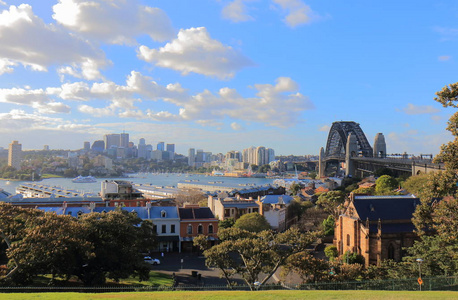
[166,143,175,160]
[120,132,129,148]
[8,141,22,170]
[104,134,120,149]
[188,148,195,167]
[83,141,90,151]
[157,142,165,151]
[137,138,147,159]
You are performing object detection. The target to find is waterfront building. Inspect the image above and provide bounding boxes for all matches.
[8,141,22,170]
[188,148,195,167]
[91,140,105,153]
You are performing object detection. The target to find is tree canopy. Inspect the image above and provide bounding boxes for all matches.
[0,204,156,286]
[194,227,316,289]
[234,213,271,232]
[374,175,398,195]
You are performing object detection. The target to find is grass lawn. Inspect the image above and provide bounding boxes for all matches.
[31,271,173,287]
[40,174,64,179]
[0,290,456,300]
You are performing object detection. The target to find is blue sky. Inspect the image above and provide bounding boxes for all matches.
[0,0,457,156]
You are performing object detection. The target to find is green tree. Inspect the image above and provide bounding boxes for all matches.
[196,227,316,290]
[375,175,398,195]
[316,191,345,218]
[234,213,271,232]
[218,218,235,229]
[402,174,429,196]
[322,215,335,236]
[324,245,338,261]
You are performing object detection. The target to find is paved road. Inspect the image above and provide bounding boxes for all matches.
[148,252,244,286]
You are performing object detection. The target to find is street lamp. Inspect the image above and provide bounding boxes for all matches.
[416,258,423,291]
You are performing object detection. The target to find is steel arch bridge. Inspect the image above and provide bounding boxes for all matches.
[325,121,373,160]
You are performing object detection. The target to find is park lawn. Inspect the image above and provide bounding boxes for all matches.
[0,290,457,300]
[40,174,64,179]
[32,271,172,287]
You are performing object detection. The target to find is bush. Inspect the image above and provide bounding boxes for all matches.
[322,215,335,236]
[342,251,365,265]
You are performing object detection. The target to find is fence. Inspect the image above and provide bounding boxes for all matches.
[0,276,456,293]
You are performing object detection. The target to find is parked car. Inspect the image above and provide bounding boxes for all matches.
[144,256,160,265]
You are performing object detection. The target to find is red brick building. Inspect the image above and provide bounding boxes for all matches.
[178,204,219,252]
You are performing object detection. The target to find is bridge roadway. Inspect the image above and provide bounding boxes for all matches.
[334,156,443,176]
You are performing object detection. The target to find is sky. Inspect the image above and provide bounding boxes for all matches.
[0,0,458,156]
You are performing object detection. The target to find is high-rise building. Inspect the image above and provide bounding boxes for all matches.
[120,132,129,148]
[104,134,120,149]
[8,141,22,170]
[138,138,147,159]
[43,145,49,151]
[188,148,195,167]
[91,140,105,153]
[83,141,90,151]
[157,142,165,151]
[166,144,175,160]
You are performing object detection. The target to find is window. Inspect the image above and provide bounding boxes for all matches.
[171,224,175,233]
[208,224,214,234]
[346,234,350,246]
[187,224,193,234]
[67,211,72,216]
[388,243,395,260]
[161,210,167,218]
[224,209,230,217]
[198,224,203,234]
[161,224,166,234]
[253,208,259,213]
[77,211,83,218]
[153,225,157,233]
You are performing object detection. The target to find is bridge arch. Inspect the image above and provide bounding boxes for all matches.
[325,121,373,160]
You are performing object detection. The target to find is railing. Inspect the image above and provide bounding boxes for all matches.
[0,276,456,293]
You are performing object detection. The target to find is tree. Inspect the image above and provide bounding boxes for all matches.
[374,167,394,177]
[322,215,335,236]
[402,174,429,196]
[234,213,271,232]
[195,227,316,290]
[316,191,345,218]
[218,218,235,229]
[0,205,156,286]
[76,211,155,285]
[324,245,338,261]
[374,175,398,195]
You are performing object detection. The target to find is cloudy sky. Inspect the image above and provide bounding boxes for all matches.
[0,0,457,155]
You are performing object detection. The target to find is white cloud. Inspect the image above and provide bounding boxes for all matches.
[402,103,440,115]
[0,58,16,75]
[231,122,243,130]
[272,0,318,27]
[0,88,69,114]
[52,0,175,44]
[438,55,451,61]
[138,27,253,79]
[222,0,255,22]
[0,4,107,79]
[319,125,330,132]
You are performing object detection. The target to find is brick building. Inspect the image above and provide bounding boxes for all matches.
[334,194,420,266]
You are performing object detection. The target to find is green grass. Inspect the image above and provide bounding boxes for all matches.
[40,174,64,179]
[0,290,456,300]
[30,271,173,287]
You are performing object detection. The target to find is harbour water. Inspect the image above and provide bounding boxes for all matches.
[0,173,274,195]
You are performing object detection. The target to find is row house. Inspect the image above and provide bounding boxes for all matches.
[36,203,217,253]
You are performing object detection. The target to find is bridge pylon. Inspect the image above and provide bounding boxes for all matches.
[345,133,358,177]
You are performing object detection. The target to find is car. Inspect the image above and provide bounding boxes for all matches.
[144,256,160,265]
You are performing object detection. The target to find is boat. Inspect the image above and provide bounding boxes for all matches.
[72,176,97,183]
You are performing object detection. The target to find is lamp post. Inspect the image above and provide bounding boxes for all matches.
[416,258,423,291]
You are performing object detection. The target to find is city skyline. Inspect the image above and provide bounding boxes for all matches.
[0,1,457,155]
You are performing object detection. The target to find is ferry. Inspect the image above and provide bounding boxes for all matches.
[72,176,97,183]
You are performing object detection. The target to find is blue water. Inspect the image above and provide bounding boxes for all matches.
[0,173,274,195]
